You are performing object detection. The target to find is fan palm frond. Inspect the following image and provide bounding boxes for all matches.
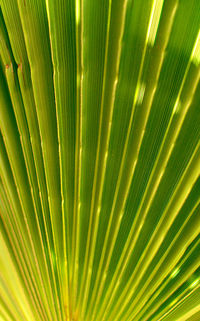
[0,0,200,320]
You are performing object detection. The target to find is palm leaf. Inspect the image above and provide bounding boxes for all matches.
[0,0,200,320]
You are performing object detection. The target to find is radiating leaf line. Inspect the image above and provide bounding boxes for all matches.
[0,67,53,320]
[136,234,200,321]
[86,2,179,319]
[45,0,77,318]
[0,6,62,317]
[14,1,65,318]
[156,285,200,321]
[105,141,200,321]
[0,179,45,320]
[96,50,200,321]
[70,0,83,316]
[136,238,200,321]
[123,202,200,321]
[77,1,128,320]
[99,194,200,321]
[0,227,36,321]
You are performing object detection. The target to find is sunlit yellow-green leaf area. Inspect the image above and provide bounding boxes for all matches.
[0,0,200,320]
